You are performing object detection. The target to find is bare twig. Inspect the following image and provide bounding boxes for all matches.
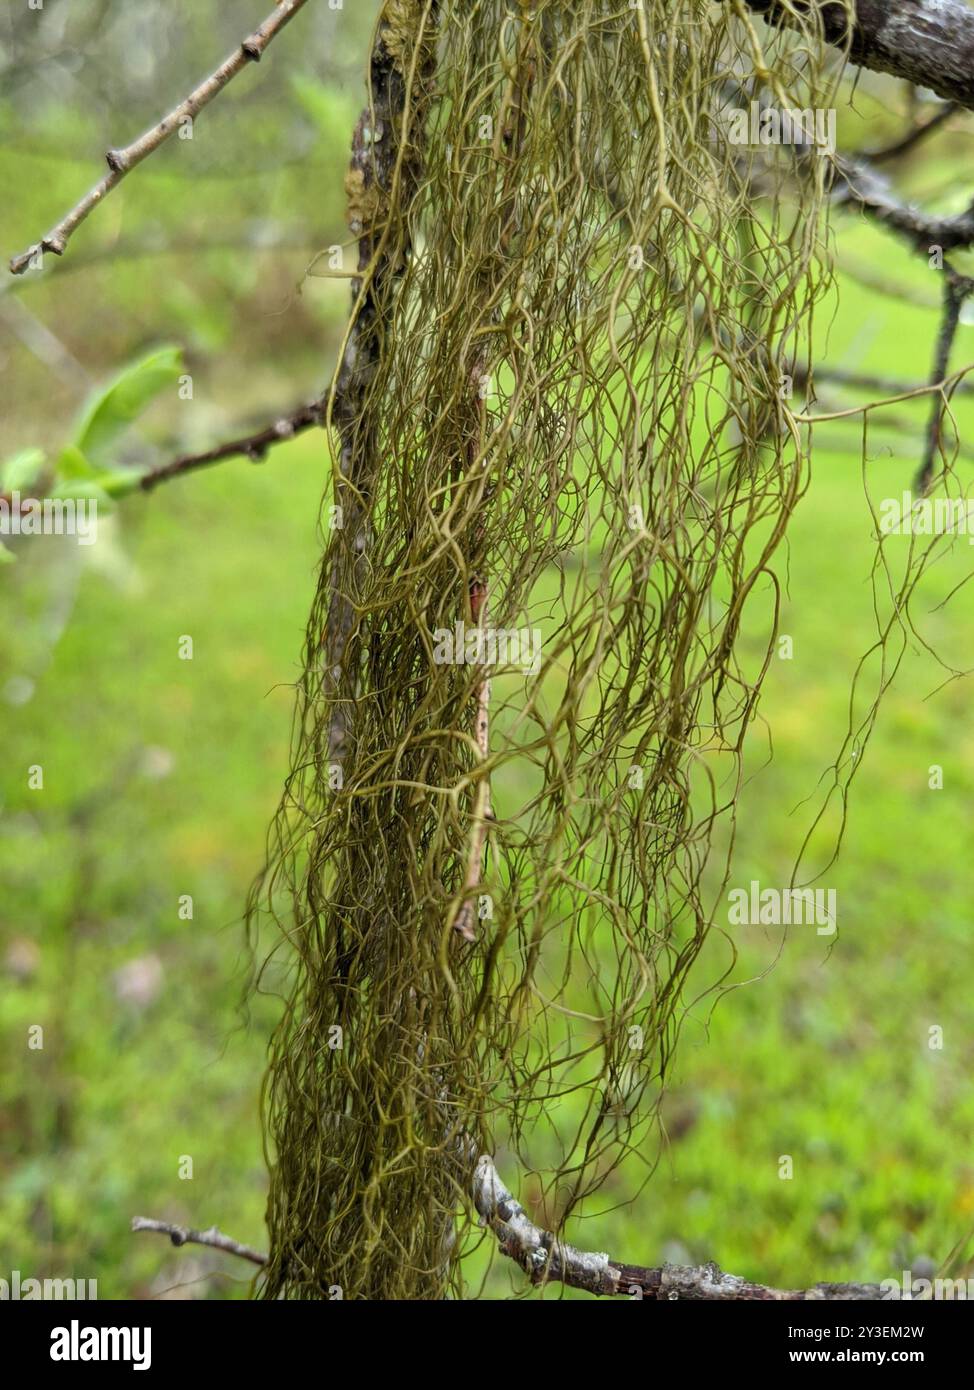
[833,156,974,255]
[1,227,315,298]
[139,401,322,492]
[9,0,310,276]
[472,1156,886,1300]
[0,402,318,514]
[862,102,958,165]
[131,1216,266,1267]
[133,1156,892,1300]
[916,270,974,493]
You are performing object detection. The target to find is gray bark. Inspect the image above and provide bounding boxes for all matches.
[740,1,974,112]
[473,1156,890,1300]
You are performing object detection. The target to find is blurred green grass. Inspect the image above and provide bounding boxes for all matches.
[0,441,324,1298]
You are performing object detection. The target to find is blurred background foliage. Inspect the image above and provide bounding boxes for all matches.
[2,1,974,1299]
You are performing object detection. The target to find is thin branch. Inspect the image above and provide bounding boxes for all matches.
[2,399,319,511]
[131,1216,266,1267]
[133,1157,892,1300]
[472,1156,886,1300]
[833,155,974,254]
[862,102,958,165]
[139,401,322,492]
[1,227,316,299]
[8,0,310,276]
[916,270,974,493]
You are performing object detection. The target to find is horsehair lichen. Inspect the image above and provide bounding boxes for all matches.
[248,0,850,1299]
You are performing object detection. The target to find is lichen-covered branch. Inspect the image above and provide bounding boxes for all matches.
[472,1157,887,1301]
[322,1,439,762]
[740,0,974,113]
[250,0,886,1305]
[133,1159,891,1301]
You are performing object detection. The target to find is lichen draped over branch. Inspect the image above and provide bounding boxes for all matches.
[250,0,847,1299]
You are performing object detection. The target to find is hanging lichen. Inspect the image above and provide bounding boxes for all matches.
[249,0,850,1300]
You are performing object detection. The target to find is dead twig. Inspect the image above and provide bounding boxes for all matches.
[9,0,311,276]
[131,1216,267,1268]
[139,402,322,492]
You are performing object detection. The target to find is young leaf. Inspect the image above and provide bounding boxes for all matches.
[1,448,45,493]
[56,445,97,481]
[73,346,183,466]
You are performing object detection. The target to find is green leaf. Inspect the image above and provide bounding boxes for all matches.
[0,540,15,566]
[56,445,97,481]
[1,448,45,492]
[73,345,183,466]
